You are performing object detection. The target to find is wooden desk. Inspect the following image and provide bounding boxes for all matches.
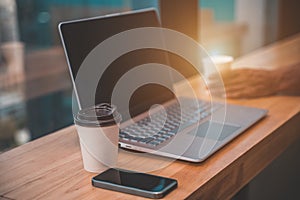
[0,34,300,200]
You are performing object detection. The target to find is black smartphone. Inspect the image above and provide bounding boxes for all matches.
[92,168,178,199]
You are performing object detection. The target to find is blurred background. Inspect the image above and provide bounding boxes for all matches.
[0,0,300,152]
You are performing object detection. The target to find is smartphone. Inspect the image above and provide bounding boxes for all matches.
[92,168,178,199]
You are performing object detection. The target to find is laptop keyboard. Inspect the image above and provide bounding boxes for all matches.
[120,99,220,147]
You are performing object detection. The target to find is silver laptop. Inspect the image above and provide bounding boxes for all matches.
[59,8,267,162]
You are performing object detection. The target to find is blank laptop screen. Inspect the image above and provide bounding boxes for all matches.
[60,9,196,120]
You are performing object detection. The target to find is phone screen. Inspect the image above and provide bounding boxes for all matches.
[92,168,177,198]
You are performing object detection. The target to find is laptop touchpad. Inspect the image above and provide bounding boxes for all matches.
[188,121,241,141]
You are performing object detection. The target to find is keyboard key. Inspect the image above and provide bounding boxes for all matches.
[148,141,160,146]
[153,138,166,143]
[120,99,221,146]
[138,137,152,143]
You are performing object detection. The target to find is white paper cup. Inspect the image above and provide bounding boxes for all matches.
[203,55,233,77]
[210,55,233,74]
[74,104,121,173]
[203,55,234,97]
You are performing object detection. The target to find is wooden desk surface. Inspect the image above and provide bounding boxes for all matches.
[1,34,300,200]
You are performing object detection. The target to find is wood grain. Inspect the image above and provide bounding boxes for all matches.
[0,34,300,200]
[0,196,14,200]
[232,32,300,70]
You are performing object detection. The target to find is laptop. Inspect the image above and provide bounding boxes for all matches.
[59,8,267,162]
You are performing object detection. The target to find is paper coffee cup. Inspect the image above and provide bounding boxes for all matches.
[74,103,121,173]
[203,55,233,77]
[210,55,233,74]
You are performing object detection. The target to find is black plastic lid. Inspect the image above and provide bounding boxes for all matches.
[74,103,122,127]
